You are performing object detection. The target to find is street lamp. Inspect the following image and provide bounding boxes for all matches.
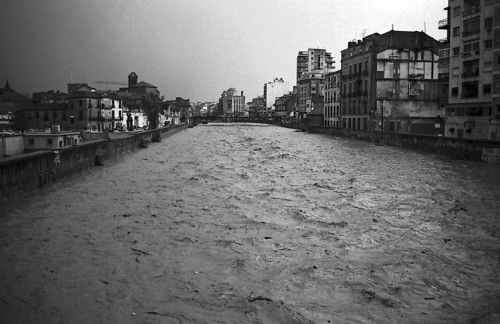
[380,101,384,132]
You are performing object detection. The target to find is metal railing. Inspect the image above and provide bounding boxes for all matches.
[438,18,448,28]
[462,6,480,17]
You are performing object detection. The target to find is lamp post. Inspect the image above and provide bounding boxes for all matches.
[380,101,384,132]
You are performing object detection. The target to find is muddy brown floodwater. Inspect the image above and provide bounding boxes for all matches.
[1,123,499,323]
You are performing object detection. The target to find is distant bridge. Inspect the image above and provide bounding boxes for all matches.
[191,116,273,124]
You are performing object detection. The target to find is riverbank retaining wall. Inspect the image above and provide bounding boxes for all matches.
[301,125,500,162]
[0,125,187,194]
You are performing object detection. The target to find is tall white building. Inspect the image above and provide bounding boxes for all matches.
[263,78,290,116]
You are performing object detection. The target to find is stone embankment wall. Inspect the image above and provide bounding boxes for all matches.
[302,125,500,162]
[0,125,187,194]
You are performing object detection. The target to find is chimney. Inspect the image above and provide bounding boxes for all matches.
[240,91,243,96]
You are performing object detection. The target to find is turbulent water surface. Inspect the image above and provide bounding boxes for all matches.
[1,123,499,323]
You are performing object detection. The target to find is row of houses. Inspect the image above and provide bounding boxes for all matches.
[0,73,196,158]
[245,0,499,142]
[0,72,194,134]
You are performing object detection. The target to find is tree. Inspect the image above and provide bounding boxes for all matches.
[142,94,162,129]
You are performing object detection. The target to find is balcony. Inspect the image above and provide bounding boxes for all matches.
[438,18,449,29]
[462,71,479,78]
[462,50,480,60]
[462,6,480,18]
[438,57,450,66]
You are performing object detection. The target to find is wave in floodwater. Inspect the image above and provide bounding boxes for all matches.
[1,124,499,323]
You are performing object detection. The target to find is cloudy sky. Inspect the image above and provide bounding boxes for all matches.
[0,0,446,102]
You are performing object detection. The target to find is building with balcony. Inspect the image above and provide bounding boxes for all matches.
[445,0,499,140]
[273,93,297,122]
[324,70,342,127]
[340,30,443,135]
[218,89,246,117]
[247,96,265,118]
[492,1,500,139]
[67,83,124,132]
[297,71,325,119]
[296,49,335,82]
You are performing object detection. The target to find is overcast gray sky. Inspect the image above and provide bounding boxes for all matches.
[0,0,446,102]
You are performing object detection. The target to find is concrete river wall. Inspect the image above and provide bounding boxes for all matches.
[300,125,500,162]
[0,125,187,193]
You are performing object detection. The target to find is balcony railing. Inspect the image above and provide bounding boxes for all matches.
[462,6,480,18]
[462,50,480,60]
[462,71,479,78]
[438,18,449,29]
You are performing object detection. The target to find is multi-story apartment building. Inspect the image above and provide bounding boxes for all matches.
[218,88,246,117]
[438,13,451,112]
[297,71,326,118]
[32,90,68,104]
[341,30,442,135]
[247,96,265,118]
[263,78,290,116]
[273,93,297,121]
[444,0,499,140]
[296,49,335,82]
[324,70,341,127]
[67,83,124,131]
[492,2,500,131]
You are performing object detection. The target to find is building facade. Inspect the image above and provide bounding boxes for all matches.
[247,96,265,118]
[67,84,124,132]
[296,49,335,82]
[324,70,342,127]
[444,0,499,140]
[263,78,290,116]
[297,71,325,118]
[0,80,29,130]
[218,88,246,117]
[273,93,297,121]
[341,30,442,135]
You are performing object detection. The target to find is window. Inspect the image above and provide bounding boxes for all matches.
[79,99,83,106]
[462,81,479,98]
[463,18,480,37]
[453,47,460,56]
[453,27,460,37]
[36,111,39,119]
[452,87,459,97]
[58,141,63,148]
[46,138,53,146]
[485,17,492,31]
[485,39,492,49]
[453,6,460,17]
[28,139,34,146]
[79,110,84,120]
[44,111,49,121]
[483,84,491,94]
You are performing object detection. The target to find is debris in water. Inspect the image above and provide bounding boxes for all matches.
[131,247,150,256]
[247,294,273,302]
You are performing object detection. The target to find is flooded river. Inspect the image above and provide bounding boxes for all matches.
[1,123,499,323]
